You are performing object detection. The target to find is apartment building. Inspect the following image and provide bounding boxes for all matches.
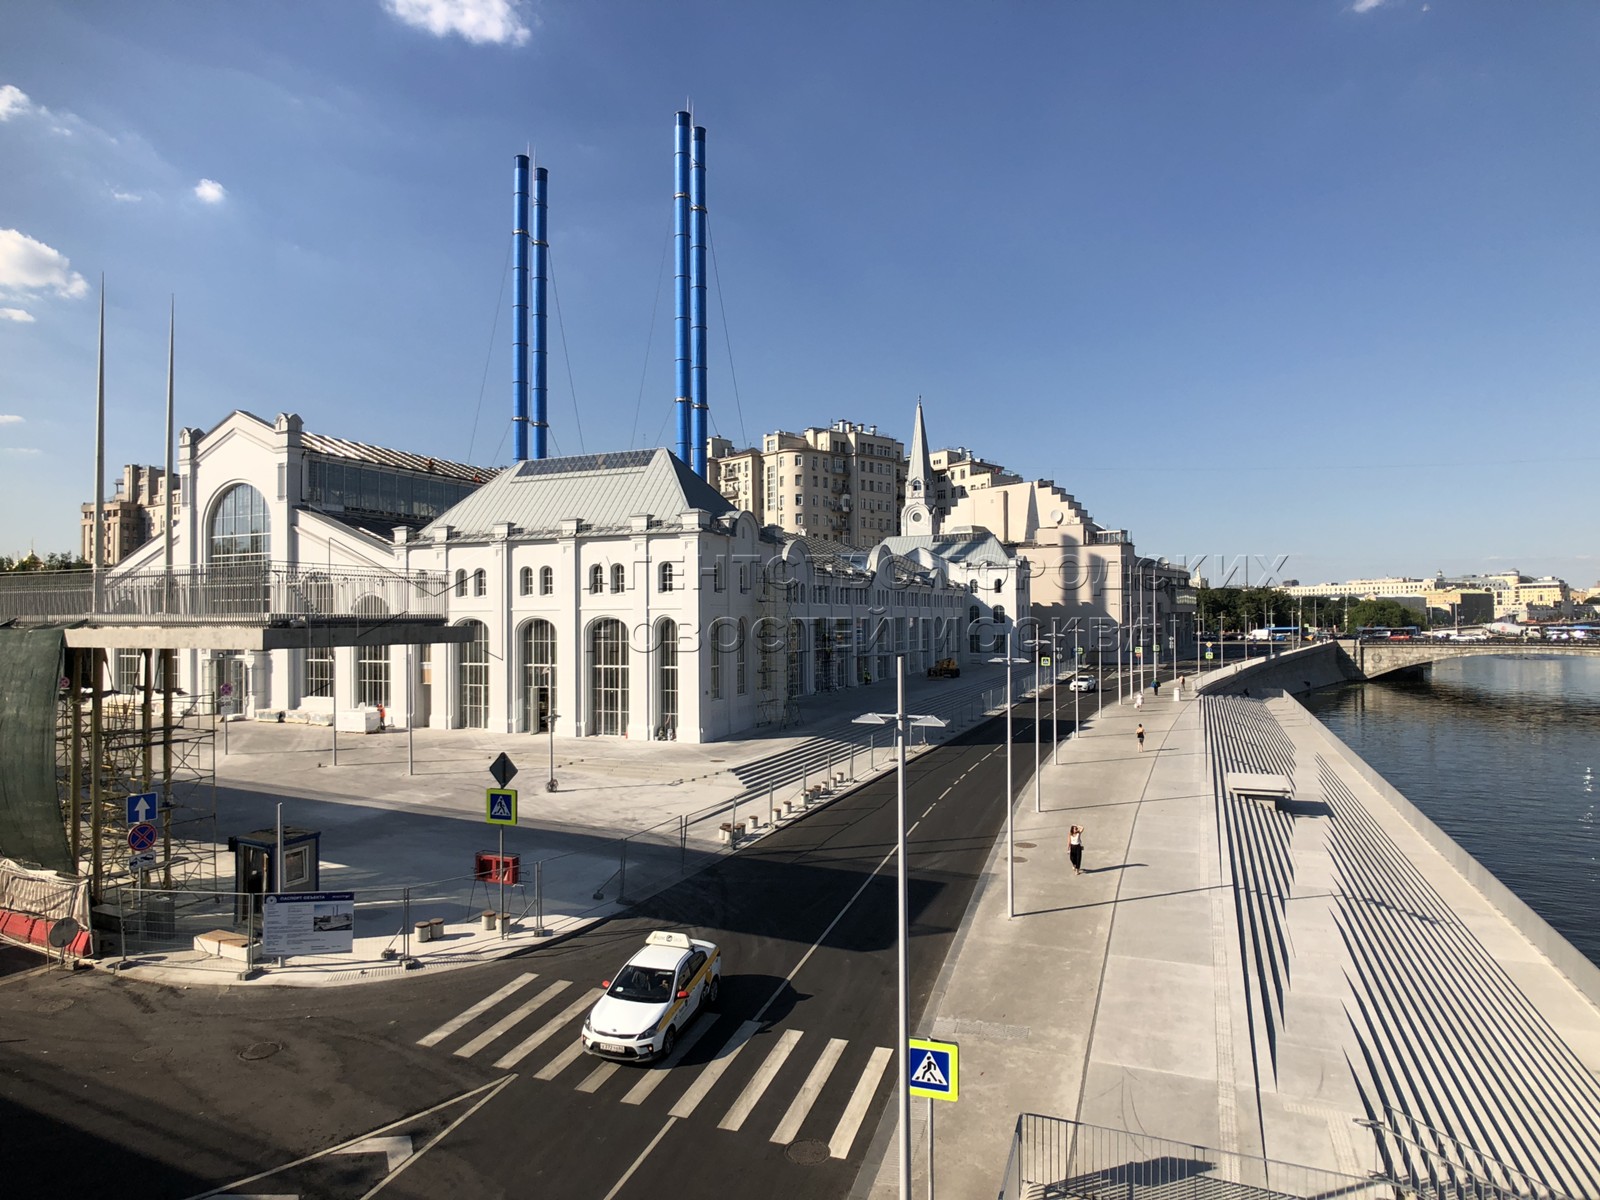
[79,463,181,565]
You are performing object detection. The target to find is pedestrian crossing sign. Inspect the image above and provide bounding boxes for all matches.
[486,788,518,825]
[908,1037,959,1101]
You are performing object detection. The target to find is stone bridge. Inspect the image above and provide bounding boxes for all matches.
[1347,637,1600,680]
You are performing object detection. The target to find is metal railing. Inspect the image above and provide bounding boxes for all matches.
[0,564,450,624]
[997,1115,1392,1200]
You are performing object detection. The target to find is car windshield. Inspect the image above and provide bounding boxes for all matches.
[609,964,675,1003]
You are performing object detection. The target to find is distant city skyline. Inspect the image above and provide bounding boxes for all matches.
[4,1,1598,584]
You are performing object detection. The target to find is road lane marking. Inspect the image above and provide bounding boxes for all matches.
[533,1033,587,1081]
[186,1077,515,1200]
[621,1015,719,1105]
[453,981,569,1058]
[492,992,596,1069]
[598,1116,676,1200]
[417,974,538,1047]
[753,842,898,1024]
[830,1046,893,1159]
[668,1019,762,1119]
[770,1036,847,1144]
[577,1060,619,1093]
[908,821,921,835]
[718,1028,803,1131]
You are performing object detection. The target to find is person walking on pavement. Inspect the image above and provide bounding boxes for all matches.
[1069,825,1085,875]
[1136,723,1145,750]
[1152,676,1161,697]
[1135,688,1143,710]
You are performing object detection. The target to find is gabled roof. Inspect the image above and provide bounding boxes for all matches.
[416,448,735,541]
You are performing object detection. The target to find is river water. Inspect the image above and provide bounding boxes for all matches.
[1302,655,1600,969]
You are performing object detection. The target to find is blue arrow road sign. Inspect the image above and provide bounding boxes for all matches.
[127,792,158,825]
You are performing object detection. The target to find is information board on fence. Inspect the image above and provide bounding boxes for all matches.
[261,892,357,958]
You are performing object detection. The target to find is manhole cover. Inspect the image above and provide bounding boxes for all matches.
[132,1045,170,1063]
[1012,855,1028,863]
[1015,841,1036,848]
[239,1041,282,1061]
[784,1139,829,1166]
[35,998,74,1014]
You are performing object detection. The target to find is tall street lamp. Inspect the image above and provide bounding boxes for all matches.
[853,655,946,1200]
[988,649,1031,919]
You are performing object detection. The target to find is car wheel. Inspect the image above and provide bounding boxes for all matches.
[660,1025,677,1060]
[705,975,720,1011]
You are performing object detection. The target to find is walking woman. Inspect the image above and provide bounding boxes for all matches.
[1136,723,1145,750]
[1069,825,1085,875]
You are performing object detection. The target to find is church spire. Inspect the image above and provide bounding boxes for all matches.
[901,396,938,536]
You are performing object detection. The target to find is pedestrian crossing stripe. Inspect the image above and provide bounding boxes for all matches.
[908,1037,959,1101]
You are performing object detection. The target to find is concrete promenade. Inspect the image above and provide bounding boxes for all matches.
[860,664,1600,1198]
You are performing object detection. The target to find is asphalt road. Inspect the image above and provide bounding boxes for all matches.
[0,691,1071,1200]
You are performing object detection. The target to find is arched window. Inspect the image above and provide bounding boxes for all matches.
[457,620,489,728]
[519,618,556,732]
[969,604,981,654]
[655,618,678,738]
[357,644,389,708]
[588,618,628,736]
[519,566,534,596]
[659,562,675,592]
[993,579,1003,593]
[611,563,626,594]
[473,568,487,597]
[736,618,748,695]
[454,569,467,597]
[589,564,604,594]
[993,605,1008,656]
[539,566,554,596]
[208,483,270,564]
[209,483,270,614]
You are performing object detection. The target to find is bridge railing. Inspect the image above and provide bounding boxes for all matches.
[0,565,451,624]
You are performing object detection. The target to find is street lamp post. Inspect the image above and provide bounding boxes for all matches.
[988,651,1031,919]
[853,655,946,1200]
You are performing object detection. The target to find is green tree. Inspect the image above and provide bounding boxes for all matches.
[1345,599,1428,632]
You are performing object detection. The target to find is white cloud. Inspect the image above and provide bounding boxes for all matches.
[383,0,533,46]
[0,308,36,323]
[0,84,34,121]
[1,447,42,456]
[110,188,142,203]
[1352,0,1390,11]
[0,414,23,424]
[193,178,227,204]
[0,229,90,302]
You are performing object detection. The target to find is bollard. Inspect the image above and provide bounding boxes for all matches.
[414,920,432,943]
[483,910,497,931]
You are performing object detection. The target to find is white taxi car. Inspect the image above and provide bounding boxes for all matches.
[581,930,721,1063]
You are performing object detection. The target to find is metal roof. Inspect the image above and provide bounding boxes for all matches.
[416,448,735,541]
[881,530,1013,567]
[301,430,493,484]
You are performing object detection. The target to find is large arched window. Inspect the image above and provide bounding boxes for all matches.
[209,483,270,563]
[209,483,270,613]
[519,618,556,732]
[354,596,390,709]
[588,618,628,736]
[457,620,489,728]
[655,618,678,738]
[736,619,748,695]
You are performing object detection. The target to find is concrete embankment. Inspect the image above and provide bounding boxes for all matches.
[1199,640,1361,696]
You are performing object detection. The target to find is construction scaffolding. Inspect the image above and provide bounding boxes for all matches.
[56,646,218,903]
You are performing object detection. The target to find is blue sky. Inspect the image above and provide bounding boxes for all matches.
[2,0,1597,587]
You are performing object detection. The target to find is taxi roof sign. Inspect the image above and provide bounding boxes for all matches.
[646,930,693,949]
[908,1036,959,1101]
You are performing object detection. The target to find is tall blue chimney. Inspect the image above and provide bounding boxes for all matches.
[512,154,530,462]
[674,112,691,465]
[690,123,708,478]
[531,165,549,459]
